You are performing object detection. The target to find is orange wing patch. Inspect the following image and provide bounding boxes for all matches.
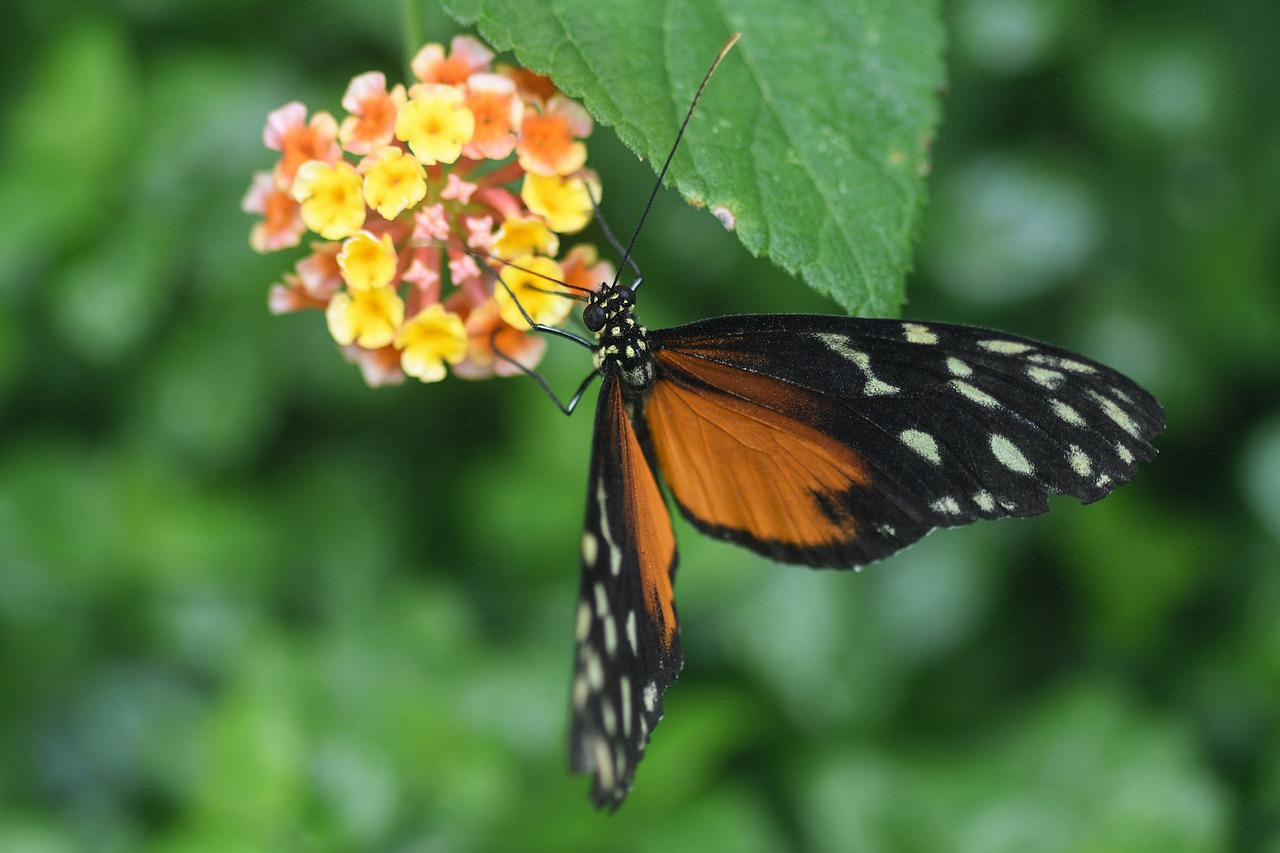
[646,350,870,551]
[609,381,678,647]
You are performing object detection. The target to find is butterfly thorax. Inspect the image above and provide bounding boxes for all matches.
[584,284,656,390]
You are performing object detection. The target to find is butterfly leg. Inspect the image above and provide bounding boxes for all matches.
[490,328,600,415]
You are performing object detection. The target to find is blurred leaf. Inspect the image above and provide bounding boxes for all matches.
[444,0,944,315]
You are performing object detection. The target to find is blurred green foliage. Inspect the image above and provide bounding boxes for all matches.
[2,0,1278,850]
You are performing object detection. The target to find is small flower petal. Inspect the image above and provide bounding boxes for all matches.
[395,304,469,383]
[495,256,572,329]
[266,102,340,188]
[339,73,407,155]
[361,146,427,220]
[326,286,405,349]
[411,35,494,85]
[292,160,366,239]
[517,96,591,177]
[462,73,522,161]
[244,171,304,252]
[395,85,476,166]
[521,171,599,235]
[493,216,558,260]
[337,231,398,291]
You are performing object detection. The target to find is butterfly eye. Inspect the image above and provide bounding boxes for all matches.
[583,302,606,332]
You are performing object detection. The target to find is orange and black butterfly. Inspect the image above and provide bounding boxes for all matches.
[497,37,1164,808]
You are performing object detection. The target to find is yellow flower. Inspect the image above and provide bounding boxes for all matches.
[337,231,398,292]
[292,159,365,239]
[395,304,468,382]
[493,216,558,261]
[521,171,599,235]
[361,146,427,220]
[326,286,405,349]
[495,256,572,329]
[395,85,475,165]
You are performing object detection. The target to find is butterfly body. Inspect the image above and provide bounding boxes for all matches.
[568,280,1164,808]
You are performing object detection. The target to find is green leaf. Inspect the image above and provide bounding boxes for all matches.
[443,0,944,316]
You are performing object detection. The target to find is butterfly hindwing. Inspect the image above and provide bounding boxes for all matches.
[644,314,1164,567]
[569,373,682,809]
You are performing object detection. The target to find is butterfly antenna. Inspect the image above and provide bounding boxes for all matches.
[611,33,740,290]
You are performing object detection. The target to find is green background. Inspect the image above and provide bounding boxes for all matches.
[2,0,1278,850]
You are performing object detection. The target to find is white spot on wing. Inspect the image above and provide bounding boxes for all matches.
[1088,389,1143,438]
[575,601,591,642]
[626,610,638,654]
[643,680,658,713]
[931,496,962,515]
[900,428,942,465]
[974,490,996,512]
[1051,399,1086,426]
[592,737,615,791]
[601,698,617,736]
[814,333,900,395]
[904,323,938,344]
[581,531,598,565]
[1068,444,1092,477]
[946,357,972,377]
[979,339,1034,354]
[586,649,604,690]
[1116,443,1135,464]
[594,582,608,617]
[951,379,1001,408]
[990,433,1034,475]
[619,676,632,737]
[1028,367,1066,389]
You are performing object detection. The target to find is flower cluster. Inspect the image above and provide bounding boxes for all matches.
[244,35,613,385]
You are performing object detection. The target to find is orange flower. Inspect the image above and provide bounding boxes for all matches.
[517,96,591,176]
[339,72,407,155]
[264,102,340,188]
[243,171,304,252]
[411,35,493,85]
[463,73,522,161]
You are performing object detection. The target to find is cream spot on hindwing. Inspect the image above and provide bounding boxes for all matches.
[619,676,632,737]
[575,600,591,642]
[1051,399,1086,426]
[581,531,598,565]
[626,611,638,654]
[946,357,972,377]
[1116,443,1135,464]
[643,680,659,713]
[900,428,942,465]
[1068,444,1092,477]
[990,433,1034,475]
[931,496,962,515]
[1088,389,1143,438]
[951,379,1000,408]
[973,490,996,512]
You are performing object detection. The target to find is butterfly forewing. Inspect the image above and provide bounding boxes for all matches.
[569,374,682,809]
[645,314,1164,567]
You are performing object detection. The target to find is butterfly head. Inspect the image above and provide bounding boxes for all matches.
[586,283,654,389]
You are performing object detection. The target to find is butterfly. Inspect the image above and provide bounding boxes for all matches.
[493,36,1164,809]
